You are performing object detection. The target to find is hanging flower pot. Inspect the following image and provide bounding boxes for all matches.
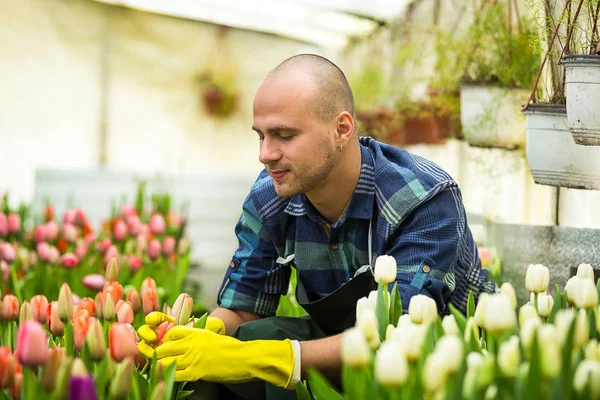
[524,104,600,190]
[562,55,600,146]
[201,84,238,118]
[460,85,529,150]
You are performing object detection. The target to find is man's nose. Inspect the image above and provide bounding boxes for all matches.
[258,137,281,165]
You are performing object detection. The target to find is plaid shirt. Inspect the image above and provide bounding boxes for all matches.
[218,137,495,317]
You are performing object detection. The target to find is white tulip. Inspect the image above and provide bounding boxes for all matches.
[368,289,390,311]
[393,323,427,361]
[464,317,480,344]
[408,294,438,325]
[576,263,595,281]
[356,296,373,321]
[385,324,395,342]
[374,255,397,285]
[397,314,412,328]
[574,309,590,348]
[442,315,460,336]
[466,352,484,369]
[574,278,598,309]
[537,324,561,379]
[573,360,600,398]
[500,282,517,309]
[518,303,540,327]
[357,308,379,342]
[435,336,464,373]
[535,292,554,318]
[474,293,489,327]
[422,353,449,392]
[484,295,516,333]
[374,341,409,387]
[525,264,550,294]
[554,309,589,348]
[520,318,542,352]
[498,336,521,377]
[341,327,370,367]
[584,339,600,361]
[565,276,582,305]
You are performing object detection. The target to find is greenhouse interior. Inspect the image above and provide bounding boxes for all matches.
[1,0,600,399]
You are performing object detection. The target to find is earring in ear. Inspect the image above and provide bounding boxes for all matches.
[339,144,343,153]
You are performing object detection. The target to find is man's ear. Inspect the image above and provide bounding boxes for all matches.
[335,111,355,146]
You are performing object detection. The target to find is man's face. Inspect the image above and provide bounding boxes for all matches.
[252,74,337,198]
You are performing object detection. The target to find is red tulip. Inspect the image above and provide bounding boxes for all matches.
[153,321,176,348]
[7,214,20,234]
[126,289,141,313]
[60,253,79,269]
[0,213,7,237]
[148,239,161,261]
[150,214,166,235]
[16,320,48,367]
[0,346,16,388]
[121,204,137,219]
[116,302,134,324]
[141,287,159,315]
[161,237,176,256]
[109,323,139,362]
[102,281,123,305]
[30,295,48,324]
[1,295,19,320]
[113,220,127,242]
[47,301,65,336]
[0,243,16,263]
[73,315,92,352]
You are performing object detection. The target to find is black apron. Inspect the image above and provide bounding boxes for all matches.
[294,220,377,336]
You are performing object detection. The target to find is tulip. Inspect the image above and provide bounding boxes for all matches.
[126,215,141,236]
[75,209,88,227]
[103,245,119,265]
[518,303,539,327]
[574,360,600,397]
[82,274,105,291]
[60,253,79,269]
[105,256,120,281]
[30,295,48,324]
[585,339,600,361]
[500,282,517,309]
[171,293,193,325]
[47,246,60,264]
[356,308,379,343]
[121,204,136,218]
[63,209,76,225]
[537,324,561,378]
[442,314,460,336]
[177,237,191,255]
[0,346,16,388]
[78,297,96,317]
[367,289,389,311]
[577,263,595,281]
[464,317,480,344]
[40,347,64,392]
[109,323,139,362]
[149,381,167,400]
[483,295,516,333]
[96,238,112,254]
[71,358,88,377]
[498,336,520,377]
[137,233,148,252]
[57,283,74,322]
[47,301,65,336]
[374,255,397,284]
[142,287,160,315]
[525,264,549,294]
[392,323,427,361]
[0,261,7,282]
[565,276,581,305]
[103,294,116,321]
[18,300,34,324]
[150,214,166,235]
[117,302,134,324]
[341,327,370,367]
[474,293,489,327]
[422,352,449,392]
[36,242,50,262]
[75,243,88,260]
[478,247,490,269]
[102,281,124,305]
[520,318,542,352]
[397,313,412,328]
[122,291,140,315]
[45,221,60,241]
[573,278,598,309]
[17,320,48,366]
[531,292,554,318]
[127,256,142,273]
[7,213,21,233]
[1,294,19,320]
[409,294,438,325]
[110,357,134,399]
[0,213,7,237]
[10,371,22,400]
[435,336,463,373]
[94,292,104,319]
[148,239,161,261]
[162,237,176,256]
[69,376,99,400]
[73,315,91,352]
[375,341,408,387]
[62,224,78,243]
[554,309,589,348]
[85,318,106,361]
[141,277,157,292]
[385,324,395,341]
[0,242,16,263]
[113,220,128,241]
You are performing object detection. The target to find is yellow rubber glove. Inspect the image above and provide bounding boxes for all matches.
[137,312,226,344]
[137,325,295,389]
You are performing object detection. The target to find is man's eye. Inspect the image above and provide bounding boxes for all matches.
[278,135,293,141]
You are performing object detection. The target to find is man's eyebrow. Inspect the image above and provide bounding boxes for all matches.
[251,125,300,135]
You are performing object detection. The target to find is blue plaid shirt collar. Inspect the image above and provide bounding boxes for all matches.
[283,142,375,227]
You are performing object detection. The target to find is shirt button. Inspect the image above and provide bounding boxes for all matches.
[331,243,339,250]
[229,261,235,268]
[422,265,430,273]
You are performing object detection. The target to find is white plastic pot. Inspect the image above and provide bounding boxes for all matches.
[524,104,600,190]
[562,55,600,146]
[460,85,529,149]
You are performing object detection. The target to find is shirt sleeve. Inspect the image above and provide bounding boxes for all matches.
[386,186,482,314]
[217,193,291,317]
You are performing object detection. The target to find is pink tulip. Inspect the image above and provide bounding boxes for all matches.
[96,238,112,254]
[0,213,7,237]
[16,320,48,367]
[153,321,176,348]
[149,214,166,235]
[72,293,81,306]
[82,274,105,291]
[62,223,78,243]
[78,297,96,317]
[1,295,19,320]
[84,232,96,245]
[34,225,46,243]
[126,215,141,236]
[36,242,50,262]
[63,209,76,225]
[121,204,137,219]
[113,220,127,242]
[116,302,134,324]
[102,281,123,305]
[0,243,16,263]
[0,261,8,282]
[171,293,193,325]
[103,245,118,265]
[75,209,88,227]
[0,346,16,389]
[127,256,142,273]
[139,223,150,236]
[44,221,59,241]
[30,295,48,324]
[136,234,148,252]
[162,237,176,256]
[141,277,157,293]
[75,243,88,260]
[148,239,161,261]
[109,323,139,362]
[46,246,60,264]
[7,214,20,233]
[141,287,159,315]
[60,253,79,269]
[47,301,65,336]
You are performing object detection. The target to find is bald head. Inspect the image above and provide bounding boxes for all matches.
[264,54,355,124]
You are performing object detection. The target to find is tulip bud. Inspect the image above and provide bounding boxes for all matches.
[478,247,491,269]
[149,381,166,400]
[408,294,438,325]
[7,214,21,233]
[537,324,561,378]
[117,302,134,324]
[171,293,193,325]
[442,315,460,336]
[141,277,157,292]
[57,283,74,322]
[374,255,397,284]
[464,317,480,344]
[47,301,65,336]
[85,318,106,362]
[525,264,550,294]
[127,289,141,313]
[45,221,60,242]
[75,243,88,260]
[142,287,160,315]
[385,324,395,341]
[474,293,489,327]
[126,215,141,236]
[102,281,124,305]
[113,220,127,242]
[82,274,105,291]
[127,256,142,273]
[422,353,449,392]
[177,237,190,255]
[103,294,116,321]
[1,261,9,282]
[341,327,370,367]
[71,358,88,377]
[367,289,389,311]
[10,371,22,400]
[0,213,7,237]
[60,253,79,269]
[484,295,516,333]
[584,339,600,361]
[392,323,427,361]
[532,292,554,318]
[577,263,595,281]
[397,313,412,328]
[69,376,98,400]
[110,358,134,399]
[73,315,92,352]
[47,246,60,264]
[150,214,166,235]
[62,224,78,243]
[0,346,16,389]
[75,209,88,227]
[109,323,139,362]
[103,245,119,265]
[148,239,161,261]
[18,300,34,324]
[574,360,600,398]
[94,292,104,319]
[500,282,517,309]
[498,336,520,377]
[16,320,48,367]
[520,318,541,352]
[356,308,379,343]
[573,278,598,309]
[1,294,19,320]
[30,295,49,324]
[375,341,408,387]
[435,336,463,373]
[519,303,539,327]
[162,237,176,256]
[105,257,120,282]
[40,347,64,392]
[0,242,16,263]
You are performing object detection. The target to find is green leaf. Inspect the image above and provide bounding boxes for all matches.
[95,354,109,400]
[547,284,562,324]
[389,283,403,327]
[376,283,389,341]
[307,369,343,400]
[448,303,467,333]
[176,390,195,400]
[194,313,208,329]
[467,291,476,319]
[136,372,149,400]
[296,381,313,400]
[163,358,178,400]
[81,341,94,374]
[525,331,542,400]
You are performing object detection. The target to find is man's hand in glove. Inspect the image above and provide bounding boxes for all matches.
[137,312,226,345]
[137,325,296,388]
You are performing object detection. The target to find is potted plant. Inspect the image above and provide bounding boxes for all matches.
[523,0,600,189]
[459,2,541,149]
[559,0,600,145]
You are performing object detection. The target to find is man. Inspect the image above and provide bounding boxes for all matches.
[138,54,495,399]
